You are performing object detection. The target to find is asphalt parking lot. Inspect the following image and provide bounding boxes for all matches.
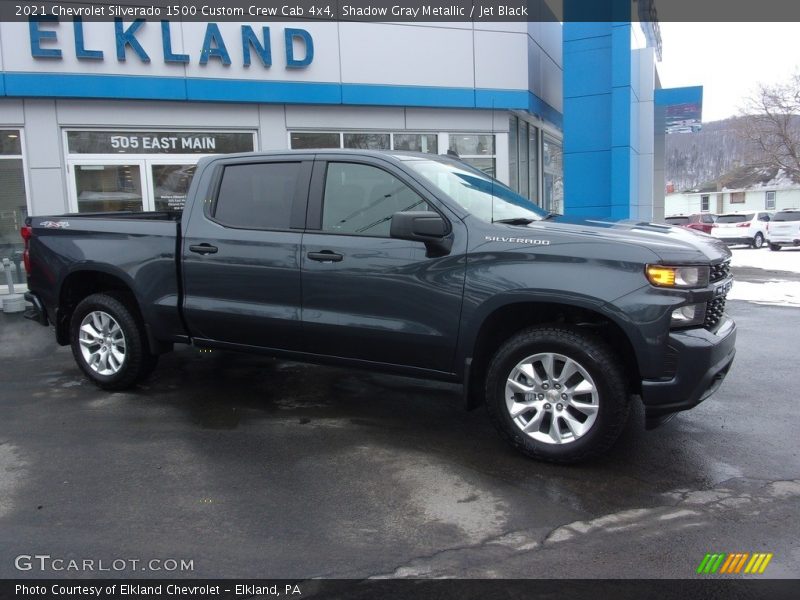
[1,260,799,579]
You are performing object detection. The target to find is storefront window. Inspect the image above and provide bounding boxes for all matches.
[343,133,390,150]
[508,117,543,202]
[448,134,496,177]
[290,132,341,149]
[518,120,529,199]
[392,134,438,154]
[509,117,518,192]
[0,130,28,284]
[65,130,255,213]
[75,165,143,213]
[543,135,563,214]
[290,131,440,154]
[528,126,539,203]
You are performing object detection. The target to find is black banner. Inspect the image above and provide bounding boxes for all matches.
[2,0,800,23]
[2,579,800,600]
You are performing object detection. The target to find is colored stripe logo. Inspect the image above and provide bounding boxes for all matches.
[696,552,773,574]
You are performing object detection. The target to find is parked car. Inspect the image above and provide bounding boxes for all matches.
[665,213,717,235]
[711,210,773,248]
[766,208,800,251]
[21,150,736,463]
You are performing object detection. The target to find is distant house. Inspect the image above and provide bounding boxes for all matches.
[665,165,800,215]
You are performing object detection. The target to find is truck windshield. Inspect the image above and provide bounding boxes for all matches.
[406,159,548,223]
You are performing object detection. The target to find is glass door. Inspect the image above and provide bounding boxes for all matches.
[145,160,197,213]
[68,161,146,213]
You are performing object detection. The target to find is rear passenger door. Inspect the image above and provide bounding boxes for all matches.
[300,156,466,373]
[181,156,312,349]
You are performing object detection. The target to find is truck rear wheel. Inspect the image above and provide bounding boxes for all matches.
[69,293,158,390]
[485,326,629,463]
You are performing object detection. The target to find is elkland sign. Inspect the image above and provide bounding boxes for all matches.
[28,18,315,68]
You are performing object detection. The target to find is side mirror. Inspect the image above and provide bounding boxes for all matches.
[390,211,453,256]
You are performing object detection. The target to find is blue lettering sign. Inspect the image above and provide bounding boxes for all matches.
[29,16,62,59]
[161,21,189,63]
[74,18,103,60]
[241,25,271,68]
[284,28,314,68]
[27,21,313,69]
[199,23,231,66]
[114,18,150,63]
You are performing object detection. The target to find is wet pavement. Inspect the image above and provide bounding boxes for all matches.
[0,294,798,579]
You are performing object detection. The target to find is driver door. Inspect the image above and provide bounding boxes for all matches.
[301,157,466,373]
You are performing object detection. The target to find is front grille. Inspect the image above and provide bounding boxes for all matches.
[705,296,726,329]
[710,260,731,282]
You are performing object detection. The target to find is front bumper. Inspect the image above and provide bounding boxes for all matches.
[641,317,736,428]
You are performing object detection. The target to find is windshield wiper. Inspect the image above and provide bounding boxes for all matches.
[542,212,560,221]
[493,217,536,225]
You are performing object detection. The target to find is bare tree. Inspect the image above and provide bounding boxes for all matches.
[738,73,800,179]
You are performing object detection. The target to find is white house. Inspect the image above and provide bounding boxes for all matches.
[666,165,800,216]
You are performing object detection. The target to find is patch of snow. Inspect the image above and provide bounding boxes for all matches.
[727,281,800,307]
[729,247,800,273]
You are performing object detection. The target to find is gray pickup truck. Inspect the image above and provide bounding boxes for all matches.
[22,150,736,462]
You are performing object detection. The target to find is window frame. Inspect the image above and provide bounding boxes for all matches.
[729,191,745,204]
[205,157,314,233]
[304,156,451,239]
[765,190,776,210]
[700,194,710,212]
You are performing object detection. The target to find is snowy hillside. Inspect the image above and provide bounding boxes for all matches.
[665,117,766,191]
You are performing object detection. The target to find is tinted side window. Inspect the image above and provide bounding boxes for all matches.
[322,162,429,237]
[759,213,771,221]
[214,162,299,229]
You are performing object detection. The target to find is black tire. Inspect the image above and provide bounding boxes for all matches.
[752,233,764,249]
[485,326,629,463]
[769,243,782,251]
[69,293,158,390]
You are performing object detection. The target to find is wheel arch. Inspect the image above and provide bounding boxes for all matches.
[461,297,642,410]
[56,266,143,346]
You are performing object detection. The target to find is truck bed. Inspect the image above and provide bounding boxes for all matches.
[26,212,186,343]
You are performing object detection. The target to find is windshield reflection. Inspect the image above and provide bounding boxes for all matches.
[407,159,548,223]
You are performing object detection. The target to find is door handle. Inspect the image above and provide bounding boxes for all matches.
[189,243,218,255]
[307,250,343,263]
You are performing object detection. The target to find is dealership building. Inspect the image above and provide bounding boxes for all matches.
[0,3,694,280]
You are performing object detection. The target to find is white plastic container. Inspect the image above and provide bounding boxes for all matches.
[2,293,25,313]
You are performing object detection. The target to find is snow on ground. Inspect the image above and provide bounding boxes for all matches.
[728,247,800,307]
[729,246,800,273]
[728,281,800,307]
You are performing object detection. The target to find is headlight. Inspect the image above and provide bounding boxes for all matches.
[670,303,706,328]
[646,265,710,288]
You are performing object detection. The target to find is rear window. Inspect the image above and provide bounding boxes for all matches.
[716,214,753,223]
[214,162,299,230]
[773,211,800,222]
[665,216,689,225]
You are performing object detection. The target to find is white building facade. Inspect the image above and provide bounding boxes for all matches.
[667,186,800,216]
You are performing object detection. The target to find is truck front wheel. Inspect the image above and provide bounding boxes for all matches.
[69,293,158,390]
[485,326,629,463]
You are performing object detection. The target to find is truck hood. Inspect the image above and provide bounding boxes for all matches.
[532,216,732,263]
